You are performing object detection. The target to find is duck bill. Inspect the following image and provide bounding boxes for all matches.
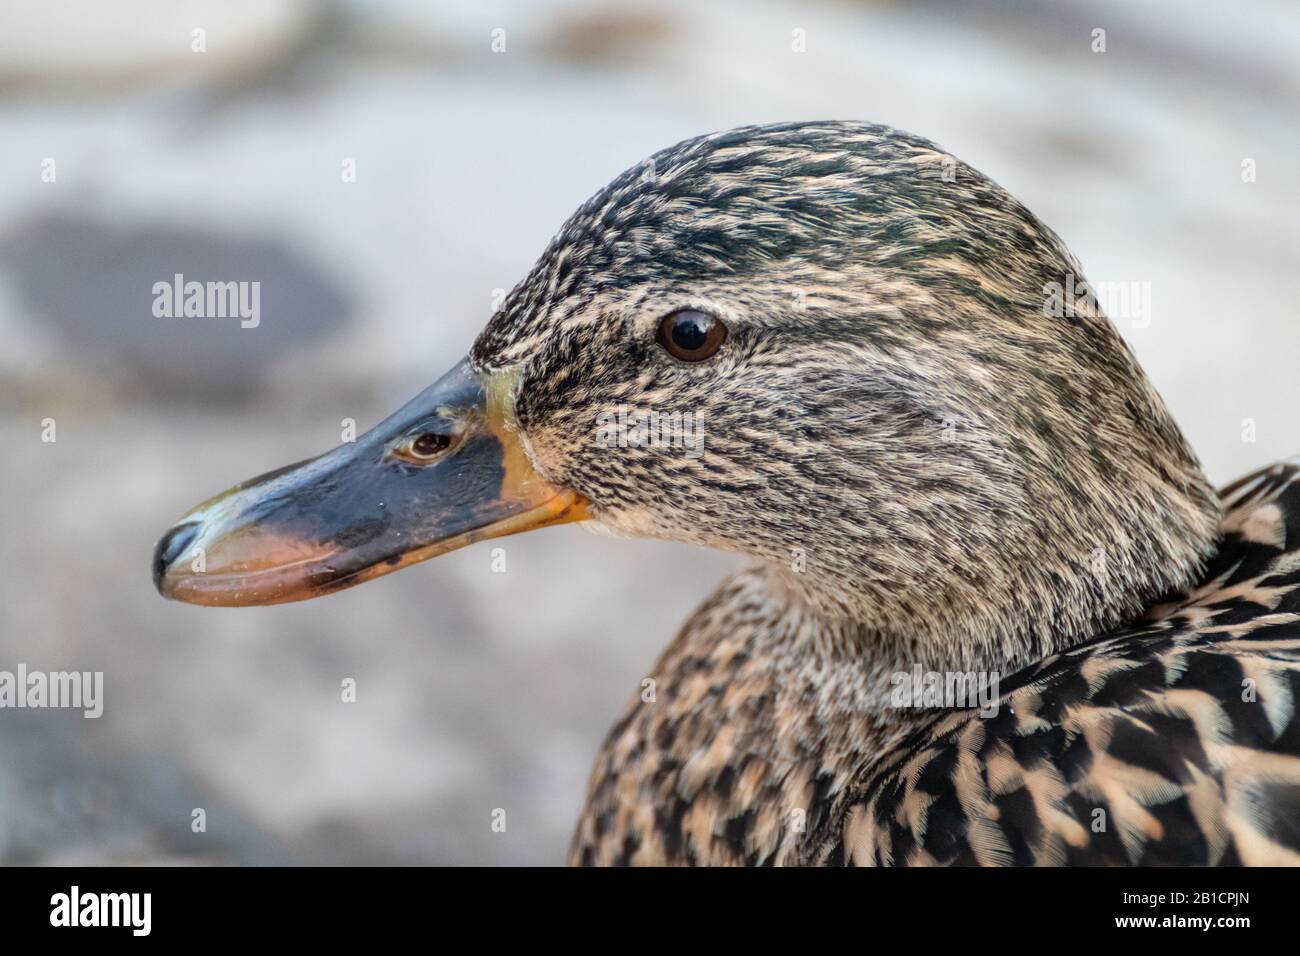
[153,359,587,607]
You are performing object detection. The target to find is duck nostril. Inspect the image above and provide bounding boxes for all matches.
[411,432,452,457]
[152,521,201,594]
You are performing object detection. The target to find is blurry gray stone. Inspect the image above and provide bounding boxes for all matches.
[0,215,353,403]
[0,709,289,865]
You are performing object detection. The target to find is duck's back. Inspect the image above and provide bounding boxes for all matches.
[572,460,1300,866]
[838,459,1300,866]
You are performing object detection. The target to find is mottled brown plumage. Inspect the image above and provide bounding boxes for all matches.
[467,121,1299,865]
[158,120,1297,865]
[570,462,1300,865]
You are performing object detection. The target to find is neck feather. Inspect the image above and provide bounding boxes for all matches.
[764,469,1221,681]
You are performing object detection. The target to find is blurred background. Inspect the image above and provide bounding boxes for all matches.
[1,0,1298,865]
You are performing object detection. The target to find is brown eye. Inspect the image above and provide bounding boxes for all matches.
[657,309,727,362]
[402,431,453,461]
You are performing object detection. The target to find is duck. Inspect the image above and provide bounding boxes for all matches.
[153,121,1300,866]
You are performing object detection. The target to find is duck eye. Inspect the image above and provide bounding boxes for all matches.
[657,309,727,362]
[399,431,453,462]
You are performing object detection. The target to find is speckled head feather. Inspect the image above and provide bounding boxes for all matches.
[472,121,1220,677]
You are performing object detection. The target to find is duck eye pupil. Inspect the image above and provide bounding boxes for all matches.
[411,432,451,458]
[673,315,708,351]
[657,309,727,361]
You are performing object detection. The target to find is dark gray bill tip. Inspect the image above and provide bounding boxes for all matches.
[153,521,200,595]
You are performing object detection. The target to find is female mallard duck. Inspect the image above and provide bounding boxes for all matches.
[154,121,1300,866]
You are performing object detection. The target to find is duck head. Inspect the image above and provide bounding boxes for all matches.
[155,121,1219,669]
